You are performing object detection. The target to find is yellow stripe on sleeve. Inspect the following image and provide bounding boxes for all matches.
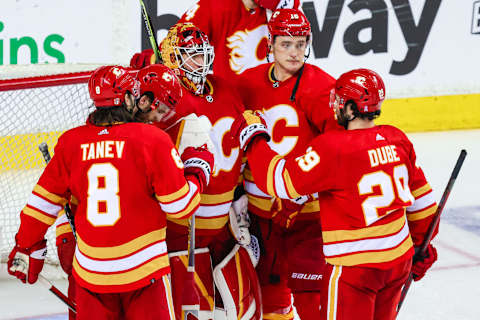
[166,193,201,220]
[22,206,56,225]
[411,184,432,198]
[407,205,437,221]
[33,184,67,206]
[282,168,301,199]
[156,183,189,203]
[56,224,73,237]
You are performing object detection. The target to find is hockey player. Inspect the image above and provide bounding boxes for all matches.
[231,68,439,320]
[134,64,184,124]
[130,0,299,81]
[236,8,339,319]
[7,65,215,320]
[154,22,262,320]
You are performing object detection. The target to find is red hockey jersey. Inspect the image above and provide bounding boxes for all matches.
[163,75,244,236]
[237,62,338,221]
[247,125,438,269]
[179,0,298,80]
[15,122,201,293]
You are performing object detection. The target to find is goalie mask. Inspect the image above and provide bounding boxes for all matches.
[136,64,183,122]
[88,65,140,108]
[161,23,214,95]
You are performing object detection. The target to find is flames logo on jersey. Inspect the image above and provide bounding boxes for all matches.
[226,25,269,74]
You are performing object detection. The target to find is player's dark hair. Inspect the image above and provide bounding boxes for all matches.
[348,101,381,120]
[88,103,136,126]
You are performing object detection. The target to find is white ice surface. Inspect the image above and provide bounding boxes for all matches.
[1,129,479,319]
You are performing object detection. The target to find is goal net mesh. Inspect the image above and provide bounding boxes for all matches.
[0,66,97,271]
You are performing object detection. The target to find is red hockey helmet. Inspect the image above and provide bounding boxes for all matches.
[136,64,183,112]
[161,23,214,95]
[268,8,311,39]
[88,65,140,107]
[334,69,386,114]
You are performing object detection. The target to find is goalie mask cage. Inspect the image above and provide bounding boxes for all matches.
[0,67,96,273]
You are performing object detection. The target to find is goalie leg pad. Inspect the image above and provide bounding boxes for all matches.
[169,248,215,320]
[213,245,262,320]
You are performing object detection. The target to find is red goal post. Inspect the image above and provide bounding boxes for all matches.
[0,67,96,271]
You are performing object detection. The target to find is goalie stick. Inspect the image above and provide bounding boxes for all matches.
[182,214,200,319]
[139,0,162,64]
[397,149,467,313]
[172,113,214,319]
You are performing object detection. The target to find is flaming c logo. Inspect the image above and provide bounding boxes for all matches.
[226,25,269,74]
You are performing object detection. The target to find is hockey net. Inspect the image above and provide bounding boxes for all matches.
[0,65,98,276]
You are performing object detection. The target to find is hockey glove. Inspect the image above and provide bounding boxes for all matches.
[181,145,215,193]
[230,110,270,151]
[412,243,437,281]
[270,195,314,229]
[130,49,155,69]
[8,238,47,284]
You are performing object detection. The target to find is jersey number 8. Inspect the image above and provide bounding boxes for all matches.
[87,163,121,226]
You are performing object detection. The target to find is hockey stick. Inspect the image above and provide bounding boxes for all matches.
[139,0,162,64]
[181,213,200,319]
[38,275,77,313]
[397,149,467,313]
[37,142,77,313]
[38,143,76,240]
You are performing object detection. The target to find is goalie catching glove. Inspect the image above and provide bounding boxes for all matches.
[181,145,215,193]
[230,110,270,151]
[7,238,47,284]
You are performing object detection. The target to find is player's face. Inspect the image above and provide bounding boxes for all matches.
[137,94,175,123]
[272,36,307,74]
[181,52,205,73]
[137,94,152,112]
[149,103,175,123]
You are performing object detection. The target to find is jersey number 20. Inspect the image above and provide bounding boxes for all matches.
[358,164,413,226]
